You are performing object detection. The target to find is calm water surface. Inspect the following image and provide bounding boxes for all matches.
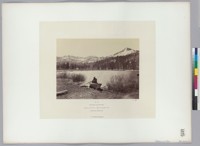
[58,70,139,87]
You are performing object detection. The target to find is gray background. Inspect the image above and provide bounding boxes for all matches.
[0,0,199,145]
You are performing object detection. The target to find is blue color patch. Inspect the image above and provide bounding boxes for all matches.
[195,55,198,61]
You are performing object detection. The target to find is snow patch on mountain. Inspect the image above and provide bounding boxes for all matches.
[113,48,137,57]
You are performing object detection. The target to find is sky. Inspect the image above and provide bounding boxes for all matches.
[57,39,139,57]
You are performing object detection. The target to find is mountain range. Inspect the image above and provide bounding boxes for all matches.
[57,48,139,70]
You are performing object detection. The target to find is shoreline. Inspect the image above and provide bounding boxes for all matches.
[57,79,139,99]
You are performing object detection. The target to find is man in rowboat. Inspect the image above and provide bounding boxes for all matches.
[92,77,97,83]
[90,77,102,91]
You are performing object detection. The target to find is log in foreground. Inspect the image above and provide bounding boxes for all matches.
[57,90,68,96]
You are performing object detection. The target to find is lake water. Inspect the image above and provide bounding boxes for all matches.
[57,70,139,87]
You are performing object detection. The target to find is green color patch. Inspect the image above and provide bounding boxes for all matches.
[195,61,198,68]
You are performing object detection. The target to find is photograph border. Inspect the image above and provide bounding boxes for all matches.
[56,38,140,100]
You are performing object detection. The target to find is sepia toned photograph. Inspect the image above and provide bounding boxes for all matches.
[56,39,139,99]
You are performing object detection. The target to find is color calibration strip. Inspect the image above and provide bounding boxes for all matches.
[193,48,198,110]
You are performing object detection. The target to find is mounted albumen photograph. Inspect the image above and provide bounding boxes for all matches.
[40,21,155,119]
[3,2,191,143]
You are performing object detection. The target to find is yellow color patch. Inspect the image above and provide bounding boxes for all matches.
[195,68,198,75]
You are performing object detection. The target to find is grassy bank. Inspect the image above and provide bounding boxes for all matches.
[57,79,139,99]
[107,73,139,93]
[57,72,85,82]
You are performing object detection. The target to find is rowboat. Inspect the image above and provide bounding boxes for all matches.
[89,82,102,90]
